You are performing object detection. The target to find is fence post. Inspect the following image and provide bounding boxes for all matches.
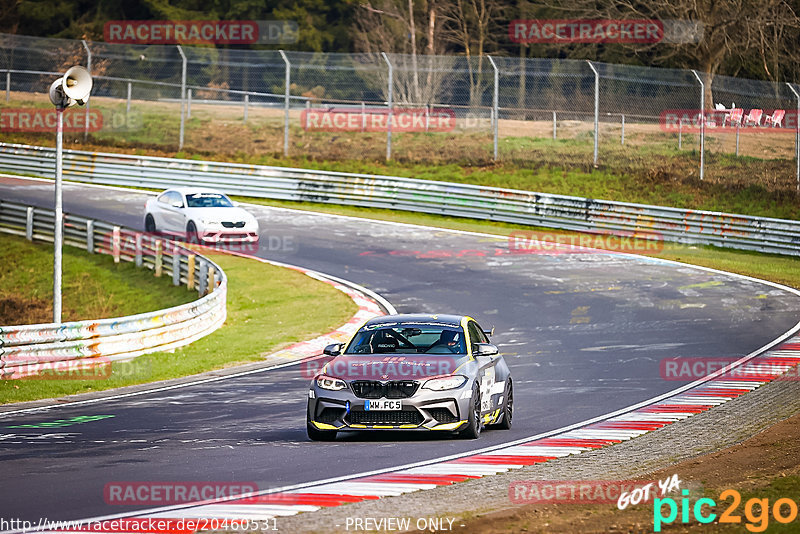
[279,50,290,157]
[187,254,196,290]
[207,265,216,294]
[621,114,625,145]
[553,111,557,140]
[135,233,143,267]
[112,226,121,263]
[382,52,393,161]
[587,61,599,166]
[126,82,132,116]
[187,88,192,118]
[198,259,208,296]
[787,83,800,192]
[177,45,187,151]
[6,70,9,102]
[25,207,33,241]
[243,93,249,122]
[86,220,94,252]
[488,55,499,161]
[691,70,705,181]
[735,123,740,156]
[678,119,683,150]
[154,240,162,277]
[82,40,91,141]
[172,245,181,286]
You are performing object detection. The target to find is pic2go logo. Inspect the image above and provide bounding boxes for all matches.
[654,489,800,532]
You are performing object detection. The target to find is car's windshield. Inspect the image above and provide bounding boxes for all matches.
[345,323,466,354]
[185,193,234,208]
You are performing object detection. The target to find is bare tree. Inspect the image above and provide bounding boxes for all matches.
[438,0,507,106]
[354,0,452,105]
[551,0,800,108]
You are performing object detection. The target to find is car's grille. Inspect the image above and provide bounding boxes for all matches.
[221,221,245,228]
[316,407,345,423]
[348,410,423,425]
[427,407,459,424]
[350,380,419,399]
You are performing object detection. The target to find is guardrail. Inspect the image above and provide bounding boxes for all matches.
[0,143,798,256]
[0,199,227,379]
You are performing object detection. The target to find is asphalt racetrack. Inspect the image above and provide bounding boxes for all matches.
[2,176,799,523]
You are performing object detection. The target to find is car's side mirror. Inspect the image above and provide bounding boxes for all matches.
[473,343,498,356]
[323,343,342,356]
[171,201,183,208]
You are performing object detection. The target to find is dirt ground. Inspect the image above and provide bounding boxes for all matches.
[450,412,800,533]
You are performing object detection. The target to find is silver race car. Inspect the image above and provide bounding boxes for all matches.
[306,314,513,440]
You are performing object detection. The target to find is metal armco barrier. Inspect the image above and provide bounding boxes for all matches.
[0,143,799,256]
[0,199,227,379]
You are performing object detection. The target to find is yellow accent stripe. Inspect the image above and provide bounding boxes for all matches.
[372,425,393,429]
[349,424,367,429]
[430,420,467,431]
[312,421,338,430]
[399,424,419,429]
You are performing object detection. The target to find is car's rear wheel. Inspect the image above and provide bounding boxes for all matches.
[460,384,482,439]
[186,221,199,244]
[144,214,156,233]
[306,420,337,441]
[494,379,513,430]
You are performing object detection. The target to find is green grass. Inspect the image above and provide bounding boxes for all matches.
[0,241,357,404]
[0,232,194,325]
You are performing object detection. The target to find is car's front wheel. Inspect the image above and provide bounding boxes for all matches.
[493,379,513,430]
[306,420,337,441]
[144,214,156,233]
[186,221,200,244]
[460,384,482,439]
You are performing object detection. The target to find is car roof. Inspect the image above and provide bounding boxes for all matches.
[161,187,229,196]
[363,314,467,328]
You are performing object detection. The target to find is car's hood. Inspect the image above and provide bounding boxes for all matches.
[183,207,255,222]
[321,353,469,381]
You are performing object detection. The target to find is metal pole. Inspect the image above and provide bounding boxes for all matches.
[126,81,131,115]
[5,70,9,102]
[177,45,186,151]
[787,83,800,192]
[488,55,499,161]
[679,119,683,150]
[243,93,249,122]
[187,88,191,118]
[587,61,599,166]
[621,114,625,145]
[279,50,290,157]
[82,40,91,140]
[361,101,366,132]
[553,110,556,139]
[54,108,64,324]
[691,69,705,181]
[382,52,393,161]
[735,123,740,156]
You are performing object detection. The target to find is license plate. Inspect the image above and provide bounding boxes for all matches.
[364,400,402,410]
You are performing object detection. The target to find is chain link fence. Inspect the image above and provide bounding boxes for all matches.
[1,33,798,190]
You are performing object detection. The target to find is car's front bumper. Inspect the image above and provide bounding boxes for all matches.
[307,384,474,432]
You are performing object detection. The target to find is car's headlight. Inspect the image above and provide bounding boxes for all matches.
[422,375,468,391]
[316,375,347,391]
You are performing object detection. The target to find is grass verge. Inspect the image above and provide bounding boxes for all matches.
[0,232,194,325]
[0,242,357,404]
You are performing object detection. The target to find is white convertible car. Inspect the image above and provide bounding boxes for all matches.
[144,188,259,245]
